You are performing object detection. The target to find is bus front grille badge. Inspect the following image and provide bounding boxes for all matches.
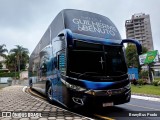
[72,97,84,105]
[107,90,112,96]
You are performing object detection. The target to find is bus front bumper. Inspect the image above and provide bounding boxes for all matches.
[70,88,131,108]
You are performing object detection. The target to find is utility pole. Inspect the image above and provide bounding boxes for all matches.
[148,63,153,83]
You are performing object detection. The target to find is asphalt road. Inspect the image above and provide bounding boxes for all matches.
[93,98,160,120]
[27,88,160,120]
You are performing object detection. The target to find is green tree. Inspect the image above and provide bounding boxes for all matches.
[126,44,148,71]
[5,54,17,72]
[0,44,8,58]
[10,45,29,72]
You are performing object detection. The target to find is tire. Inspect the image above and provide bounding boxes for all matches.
[46,83,54,103]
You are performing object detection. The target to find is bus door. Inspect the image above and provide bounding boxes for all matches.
[52,50,66,102]
[52,36,66,102]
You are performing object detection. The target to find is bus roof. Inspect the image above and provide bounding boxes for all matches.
[30,9,122,58]
[62,9,121,40]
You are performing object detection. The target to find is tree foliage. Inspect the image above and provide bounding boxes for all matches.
[126,44,148,71]
[0,44,8,58]
[5,54,17,71]
[5,45,29,72]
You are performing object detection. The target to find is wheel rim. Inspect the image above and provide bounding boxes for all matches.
[47,86,52,100]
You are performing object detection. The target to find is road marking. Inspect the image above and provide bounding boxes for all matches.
[94,114,115,120]
[127,103,160,111]
[28,88,46,100]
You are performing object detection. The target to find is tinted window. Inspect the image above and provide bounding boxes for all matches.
[74,40,103,51]
[68,40,127,80]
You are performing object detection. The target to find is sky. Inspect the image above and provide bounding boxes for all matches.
[0,0,160,55]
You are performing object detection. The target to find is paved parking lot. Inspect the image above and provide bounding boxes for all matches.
[0,85,91,120]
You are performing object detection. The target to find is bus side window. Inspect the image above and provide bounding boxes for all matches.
[40,60,47,76]
[39,48,48,78]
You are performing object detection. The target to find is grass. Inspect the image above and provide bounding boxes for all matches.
[154,78,160,81]
[131,84,160,96]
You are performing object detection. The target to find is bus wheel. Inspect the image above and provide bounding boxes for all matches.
[47,84,53,103]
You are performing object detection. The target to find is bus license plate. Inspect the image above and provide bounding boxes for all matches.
[103,102,113,107]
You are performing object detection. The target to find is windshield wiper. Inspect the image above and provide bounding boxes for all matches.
[77,72,102,79]
[69,71,82,75]
[109,71,128,77]
[70,71,103,79]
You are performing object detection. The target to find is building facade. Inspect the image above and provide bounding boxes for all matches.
[125,13,154,51]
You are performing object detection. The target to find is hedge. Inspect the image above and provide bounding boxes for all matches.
[0,72,19,77]
[152,78,160,86]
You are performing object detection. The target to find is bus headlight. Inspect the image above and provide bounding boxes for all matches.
[76,86,87,91]
[61,78,87,91]
[85,90,95,95]
[61,78,95,95]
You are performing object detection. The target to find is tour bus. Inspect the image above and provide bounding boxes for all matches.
[29,9,142,109]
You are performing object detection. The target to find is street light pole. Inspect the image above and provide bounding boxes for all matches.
[148,63,153,83]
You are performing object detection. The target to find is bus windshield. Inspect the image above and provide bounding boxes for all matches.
[68,40,127,81]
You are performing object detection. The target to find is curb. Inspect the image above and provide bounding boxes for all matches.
[131,94,160,102]
[132,93,160,98]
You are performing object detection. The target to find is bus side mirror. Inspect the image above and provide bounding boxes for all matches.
[121,39,142,55]
[58,34,65,40]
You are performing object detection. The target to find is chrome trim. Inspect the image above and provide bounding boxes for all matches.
[72,97,84,105]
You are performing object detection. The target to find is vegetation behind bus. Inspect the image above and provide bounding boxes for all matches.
[0,44,29,79]
[0,71,19,78]
[126,44,148,71]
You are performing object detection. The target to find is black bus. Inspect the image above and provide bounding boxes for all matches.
[29,9,142,109]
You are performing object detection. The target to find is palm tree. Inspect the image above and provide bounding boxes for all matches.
[5,54,17,71]
[0,44,8,83]
[10,45,29,73]
[0,44,8,58]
